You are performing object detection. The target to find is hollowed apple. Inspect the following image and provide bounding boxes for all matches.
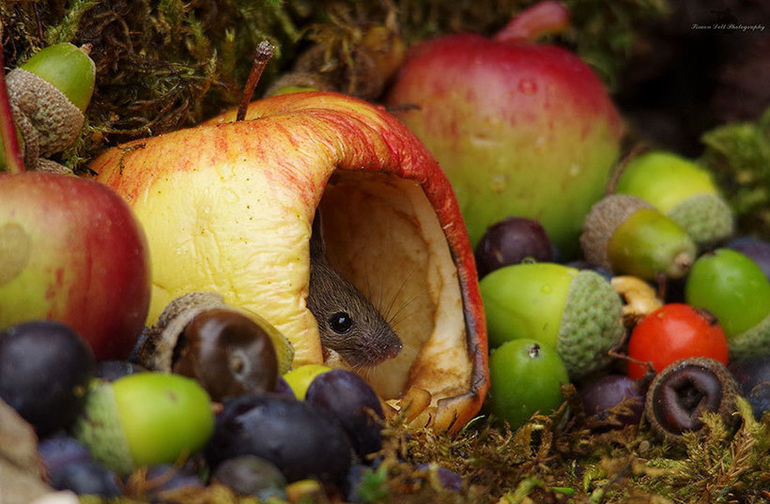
[89,91,489,432]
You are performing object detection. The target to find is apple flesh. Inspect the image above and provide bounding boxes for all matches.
[90,90,489,433]
[0,172,151,360]
[385,5,623,257]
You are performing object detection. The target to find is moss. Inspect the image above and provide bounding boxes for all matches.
[700,107,770,238]
[2,0,669,173]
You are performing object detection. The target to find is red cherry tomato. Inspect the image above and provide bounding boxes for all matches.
[626,303,729,380]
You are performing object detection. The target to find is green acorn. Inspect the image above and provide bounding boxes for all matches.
[480,262,624,379]
[4,43,95,169]
[615,151,734,247]
[685,249,770,360]
[580,194,697,280]
[72,372,214,475]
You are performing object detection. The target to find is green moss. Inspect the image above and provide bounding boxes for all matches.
[701,107,770,237]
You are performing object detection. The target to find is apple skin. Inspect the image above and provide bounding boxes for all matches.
[0,172,151,360]
[386,33,623,257]
[89,91,489,433]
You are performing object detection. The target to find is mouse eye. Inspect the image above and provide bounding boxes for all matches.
[328,312,353,334]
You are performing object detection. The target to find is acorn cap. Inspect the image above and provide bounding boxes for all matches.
[140,292,294,374]
[667,193,735,248]
[5,68,84,158]
[71,380,134,475]
[557,269,624,379]
[727,312,770,361]
[580,194,654,271]
[645,357,739,444]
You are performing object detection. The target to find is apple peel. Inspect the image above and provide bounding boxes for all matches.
[90,91,489,433]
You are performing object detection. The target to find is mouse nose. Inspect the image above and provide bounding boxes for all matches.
[383,335,403,359]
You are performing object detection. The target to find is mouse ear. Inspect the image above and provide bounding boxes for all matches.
[309,209,325,260]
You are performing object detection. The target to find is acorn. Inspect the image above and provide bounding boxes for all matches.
[685,248,770,360]
[645,357,739,444]
[71,372,214,475]
[480,262,624,379]
[580,194,697,281]
[138,292,295,394]
[614,151,734,248]
[5,42,95,170]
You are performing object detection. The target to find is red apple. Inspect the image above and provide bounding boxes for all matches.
[0,172,151,360]
[89,90,489,433]
[386,1,623,257]
[0,41,151,361]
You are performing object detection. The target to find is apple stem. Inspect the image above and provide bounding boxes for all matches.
[493,0,571,44]
[0,32,25,174]
[236,41,275,122]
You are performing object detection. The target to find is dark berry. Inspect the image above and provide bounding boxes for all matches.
[305,369,384,459]
[578,374,644,429]
[0,321,95,436]
[144,463,204,493]
[38,435,93,482]
[416,463,463,492]
[474,217,553,278]
[49,460,121,497]
[205,394,353,486]
[728,355,770,420]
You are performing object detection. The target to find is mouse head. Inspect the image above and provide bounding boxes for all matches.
[308,212,402,368]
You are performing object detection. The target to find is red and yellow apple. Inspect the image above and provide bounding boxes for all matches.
[385,1,623,257]
[0,172,151,360]
[89,90,489,433]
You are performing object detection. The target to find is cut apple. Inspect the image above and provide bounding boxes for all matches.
[90,91,488,433]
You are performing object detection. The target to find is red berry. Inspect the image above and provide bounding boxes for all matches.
[626,303,729,380]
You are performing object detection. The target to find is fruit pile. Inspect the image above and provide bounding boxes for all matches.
[2,1,770,503]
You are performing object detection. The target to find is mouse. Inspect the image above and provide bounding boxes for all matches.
[306,211,403,369]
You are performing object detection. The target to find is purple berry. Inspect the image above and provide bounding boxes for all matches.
[475,217,553,278]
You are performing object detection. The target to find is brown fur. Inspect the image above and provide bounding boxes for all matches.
[306,212,402,368]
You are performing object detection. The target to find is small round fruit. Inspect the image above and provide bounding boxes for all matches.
[685,248,770,359]
[172,308,279,401]
[728,355,770,420]
[579,374,643,428]
[72,372,214,475]
[487,339,569,430]
[305,369,384,459]
[480,262,624,379]
[626,303,729,380]
[282,364,332,399]
[474,217,553,278]
[0,321,94,437]
[205,394,353,486]
[645,357,739,443]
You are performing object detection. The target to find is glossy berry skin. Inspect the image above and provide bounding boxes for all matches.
[205,394,353,486]
[487,338,569,429]
[49,460,121,497]
[305,369,384,459]
[0,321,94,436]
[212,455,287,497]
[578,374,643,427]
[38,435,94,479]
[626,304,729,380]
[728,356,770,420]
[474,217,553,278]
